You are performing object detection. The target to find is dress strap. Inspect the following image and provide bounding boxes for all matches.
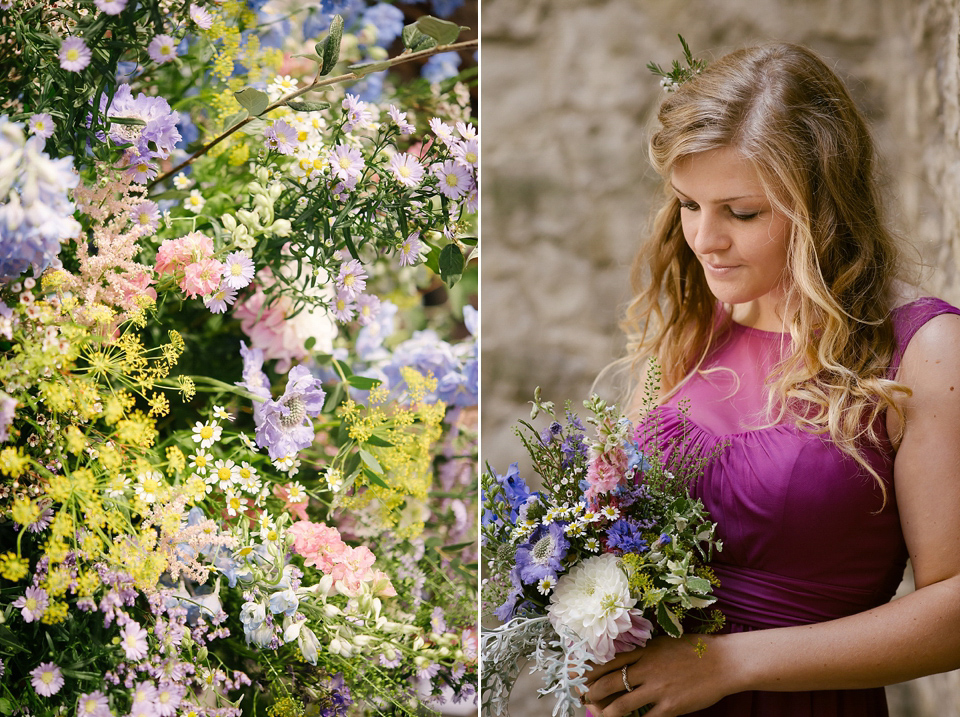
[889,296,960,378]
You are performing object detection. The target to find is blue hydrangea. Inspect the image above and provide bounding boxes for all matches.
[422,51,461,83]
[362,3,404,46]
[0,117,81,280]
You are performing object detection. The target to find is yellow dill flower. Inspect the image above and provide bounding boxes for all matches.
[229,141,250,166]
[39,382,72,412]
[44,538,69,564]
[165,446,186,475]
[103,396,126,425]
[135,294,155,310]
[369,384,390,404]
[83,501,107,532]
[115,411,158,448]
[87,303,115,325]
[98,443,122,473]
[64,425,86,455]
[179,376,196,401]
[339,398,359,420]
[76,569,100,597]
[0,447,29,478]
[268,697,304,717]
[0,552,29,581]
[71,468,96,499]
[148,392,170,418]
[40,600,68,624]
[50,510,75,539]
[10,496,40,527]
[42,269,70,290]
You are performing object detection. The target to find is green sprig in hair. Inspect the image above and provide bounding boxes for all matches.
[647,34,708,91]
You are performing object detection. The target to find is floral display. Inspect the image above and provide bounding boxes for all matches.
[0,0,477,714]
[480,375,724,717]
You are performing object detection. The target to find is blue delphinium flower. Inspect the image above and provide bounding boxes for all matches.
[255,365,326,460]
[515,522,569,585]
[0,118,81,279]
[422,51,461,83]
[606,518,650,554]
[493,565,523,622]
[494,462,533,523]
[363,3,404,46]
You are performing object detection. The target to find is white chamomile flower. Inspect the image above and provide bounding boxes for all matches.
[106,474,130,499]
[259,515,281,544]
[224,489,244,517]
[173,174,193,190]
[273,454,296,471]
[581,510,599,523]
[212,459,239,490]
[135,471,164,503]
[192,421,222,448]
[286,481,307,503]
[600,506,620,521]
[584,537,601,552]
[238,433,257,451]
[564,523,586,537]
[184,189,205,213]
[537,576,556,595]
[325,467,343,492]
[212,405,232,421]
[189,450,213,476]
[237,462,262,494]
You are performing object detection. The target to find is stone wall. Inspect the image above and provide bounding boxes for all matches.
[481,0,960,714]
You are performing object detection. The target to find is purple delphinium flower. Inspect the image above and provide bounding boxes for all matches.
[148,34,178,64]
[95,0,127,13]
[77,691,111,717]
[12,585,48,622]
[254,365,326,460]
[388,153,424,188]
[130,199,160,232]
[221,251,255,289]
[515,522,570,585]
[397,230,423,267]
[30,661,64,696]
[336,259,366,299]
[493,565,523,622]
[0,391,15,442]
[329,143,364,181]
[59,37,91,72]
[432,159,473,199]
[101,84,181,161]
[605,518,650,555]
[27,113,54,140]
[264,119,298,155]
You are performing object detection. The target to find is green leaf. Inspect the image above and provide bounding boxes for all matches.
[438,243,464,286]
[347,375,382,390]
[402,23,438,52]
[322,382,345,414]
[234,87,269,117]
[414,15,463,45]
[459,236,478,246]
[107,116,147,126]
[359,448,383,474]
[362,466,389,489]
[348,60,391,78]
[304,336,317,351]
[315,14,344,76]
[333,359,353,378]
[686,576,712,594]
[365,434,394,448]
[292,52,323,64]
[657,602,683,638]
[443,540,475,551]
[222,109,248,131]
[286,100,331,112]
[0,697,12,715]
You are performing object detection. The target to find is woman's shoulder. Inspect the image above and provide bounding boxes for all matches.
[889,287,960,378]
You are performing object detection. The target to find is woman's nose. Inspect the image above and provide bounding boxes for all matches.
[690,211,731,256]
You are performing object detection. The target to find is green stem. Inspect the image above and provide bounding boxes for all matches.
[150,38,478,187]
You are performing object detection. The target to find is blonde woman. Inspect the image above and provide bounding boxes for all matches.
[582,43,960,717]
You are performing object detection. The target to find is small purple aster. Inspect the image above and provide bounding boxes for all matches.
[387,105,415,134]
[398,230,423,267]
[59,37,91,72]
[27,113,54,140]
[356,294,380,327]
[452,137,478,169]
[254,365,326,460]
[125,154,158,184]
[331,290,357,323]
[203,284,238,314]
[95,0,127,13]
[389,153,424,188]
[189,3,213,28]
[515,522,570,585]
[77,691,111,717]
[264,119,298,155]
[237,341,271,401]
[153,681,185,716]
[13,585,48,622]
[341,93,373,132]
[221,251,255,289]
[130,200,160,231]
[432,160,473,200]
[120,619,149,660]
[329,144,364,182]
[336,259,367,299]
[30,661,64,697]
[148,34,177,64]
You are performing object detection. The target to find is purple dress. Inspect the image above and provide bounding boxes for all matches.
[640,297,960,716]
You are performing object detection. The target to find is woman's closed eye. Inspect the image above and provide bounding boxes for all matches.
[679,200,760,222]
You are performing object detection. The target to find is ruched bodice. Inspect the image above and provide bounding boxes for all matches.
[636,297,960,716]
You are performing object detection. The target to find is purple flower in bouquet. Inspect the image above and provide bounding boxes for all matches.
[254,365,326,460]
[547,553,653,663]
[483,462,536,527]
[148,34,178,64]
[95,0,127,13]
[30,661,64,696]
[432,159,473,199]
[516,522,570,585]
[27,113,54,139]
[101,84,181,161]
[493,565,524,622]
[77,691,111,717]
[264,119,298,155]
[422,51,461,83]
[238,340,271,401]
[12,585,47,622]
[59,37,91,72]
[606,518,650,555]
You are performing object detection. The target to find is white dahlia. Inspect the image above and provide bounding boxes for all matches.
[547,554,653,662]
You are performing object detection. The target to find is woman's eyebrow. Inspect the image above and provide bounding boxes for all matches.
[670,184,764,203]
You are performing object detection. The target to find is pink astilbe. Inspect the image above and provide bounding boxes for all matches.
[584,446,629,504]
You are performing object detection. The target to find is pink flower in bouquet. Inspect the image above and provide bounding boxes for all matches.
[119,270,157,305]
[288,521,347,572]
[369,569,397,597]
[331,544,376,594]
[273,482,309,522]
[181,258,224,298]
[155,231,213,275]
[584,446,628,503]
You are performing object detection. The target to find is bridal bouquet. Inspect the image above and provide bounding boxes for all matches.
[480,377,724,717]
[0,1,477,714]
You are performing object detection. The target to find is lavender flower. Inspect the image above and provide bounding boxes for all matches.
[331,290,357,323]
[397,230,424,266]
[516,522,570,585]
[389,153,424,188]
[0,118,81,279]
[254,365,326,460]
[388,105,415,134]
[341,93,373,132]
[336,259,367,299]
[148,34,178,64]
[101,84,181,161]
[189,3,213,28]
[77,691,111,717]
[59,37,91,72]
[130,199,160,231]
[237,341,271,401]
[27,113,54,139]
[120,619,149,659]
[432,159,473,199]
[221,251,255,289]
[95,0,127,12]
[329,143,364,181]
[12,585,48,622]
[30,661,64,696]
[264,119,298,155]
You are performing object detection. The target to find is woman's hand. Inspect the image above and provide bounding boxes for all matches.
[582,635,737,717]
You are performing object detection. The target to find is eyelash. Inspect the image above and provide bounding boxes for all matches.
[678,201,760,222]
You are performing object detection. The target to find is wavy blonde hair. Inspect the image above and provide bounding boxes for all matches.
[622,42,909,499]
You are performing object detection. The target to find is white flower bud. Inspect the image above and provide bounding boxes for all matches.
[269,219,292,237]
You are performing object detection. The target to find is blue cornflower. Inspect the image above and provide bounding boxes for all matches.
[515,522,569,585]
[605,518,650,554]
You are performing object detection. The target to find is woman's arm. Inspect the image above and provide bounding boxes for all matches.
[584,313,960,717]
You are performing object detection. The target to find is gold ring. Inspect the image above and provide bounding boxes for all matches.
[621,664,633,692]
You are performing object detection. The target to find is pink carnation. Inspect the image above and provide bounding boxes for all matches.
[584,446,628,504]
[181,259,224,298]
[155,231,214,275]
[288,521,347,572]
